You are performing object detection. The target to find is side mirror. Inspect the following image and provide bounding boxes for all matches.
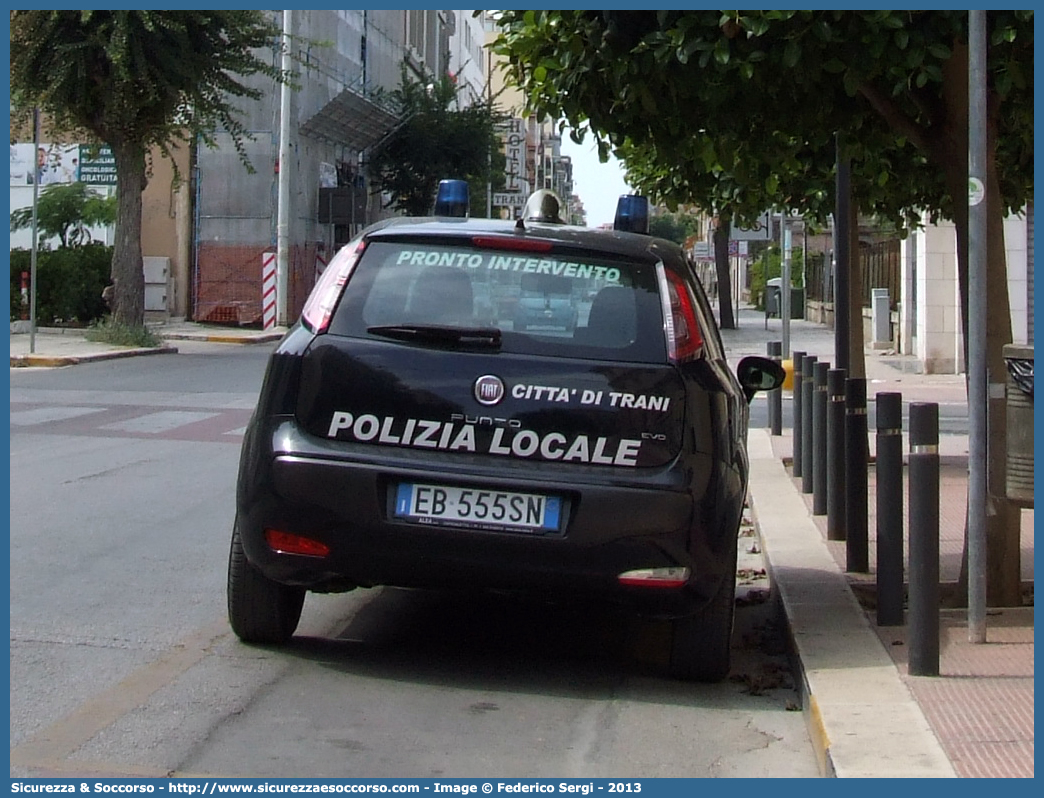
[737,355,786,403]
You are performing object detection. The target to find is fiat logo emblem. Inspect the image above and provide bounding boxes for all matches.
[473,375,505,406]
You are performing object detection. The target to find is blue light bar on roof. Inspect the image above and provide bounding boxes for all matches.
[614,195,649,234]
[434,179,469,218]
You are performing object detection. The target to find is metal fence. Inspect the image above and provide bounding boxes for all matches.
[804,239,901,310]
[863,239,901,310]
[805,252,831,304]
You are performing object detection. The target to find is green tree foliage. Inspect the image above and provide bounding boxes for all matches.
[493,10,1033,604]
[10,11,292,328]
[369,64,507,217]
[493,11,1031,227]
[10,183,117,248]
[648,210,698,245]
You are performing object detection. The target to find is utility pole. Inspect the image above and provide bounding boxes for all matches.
[276,9,292,326]
[834,134,851,375]
[967,9,988,643]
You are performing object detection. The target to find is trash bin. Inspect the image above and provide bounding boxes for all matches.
[765,278,804,319]
[765,278,782,318]
[789,287,805,319]
[1003,344,1033,508]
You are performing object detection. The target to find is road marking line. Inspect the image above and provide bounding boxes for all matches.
[10,406,106,425]
[10,621,230,770]
[99,410,221,434]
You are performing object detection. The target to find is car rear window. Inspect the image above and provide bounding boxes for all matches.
[327,240,668,363]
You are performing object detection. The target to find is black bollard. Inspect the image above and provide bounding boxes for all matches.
[792,351,806,477]
[845,377,869,572]
[827,368,847,541]
[908,402,940,676]
[768,341,783,436]
[876,392,905,627]
[801,355,817,494]
[812,361,829,515]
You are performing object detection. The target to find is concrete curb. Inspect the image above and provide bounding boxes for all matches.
[155,332,285,344]
[746,428,957,778]
[10,345,178,368]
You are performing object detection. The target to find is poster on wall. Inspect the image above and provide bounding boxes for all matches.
[10,142,81,186]
[319,161,337,189]
[78,145,117,185]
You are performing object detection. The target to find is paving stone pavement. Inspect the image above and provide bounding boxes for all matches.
[724,305,1033,778]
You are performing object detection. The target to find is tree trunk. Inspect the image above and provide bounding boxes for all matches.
[714,217,735,329]
[110,140,148,327]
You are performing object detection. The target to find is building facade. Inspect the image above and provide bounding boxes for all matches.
[191,10,455,325]
[899,207,1034,373]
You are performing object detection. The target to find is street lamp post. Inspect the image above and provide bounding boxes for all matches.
[29,107,41,354]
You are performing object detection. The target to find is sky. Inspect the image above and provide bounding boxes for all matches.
[560,134,632,228]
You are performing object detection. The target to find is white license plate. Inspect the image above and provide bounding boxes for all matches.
[393,483,562,533]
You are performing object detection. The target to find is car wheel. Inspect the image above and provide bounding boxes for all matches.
[667,544,737,682]
[227,521,305,644]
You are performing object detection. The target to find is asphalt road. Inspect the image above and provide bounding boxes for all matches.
[10,342,819,779]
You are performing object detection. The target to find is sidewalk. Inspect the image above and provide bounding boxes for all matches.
[723,305,1034,778]
[10,318,286,367]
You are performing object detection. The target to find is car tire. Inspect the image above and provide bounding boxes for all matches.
[667,544,737,682]
[227,522,305,644]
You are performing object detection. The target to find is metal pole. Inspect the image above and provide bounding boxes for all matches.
[486,144,493,219]
[827,368,847,540]
[812,361,829,515]
[908,402,940,676]
[29,107,40,353]
[734,249,740,327]
[876,392,905,626]
[275,9,293,326]
[781,214,791,356]
[792,351,806,476]
[834,134,851,374]
[801,355,817,494]
[967,8,988,643]
[768,341,782,436]
[845,377,869,572]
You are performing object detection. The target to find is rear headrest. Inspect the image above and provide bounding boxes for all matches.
[407,266,474,325]
[582,285,636,347]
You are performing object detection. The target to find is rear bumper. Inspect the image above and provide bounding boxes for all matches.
[236,419,736,617]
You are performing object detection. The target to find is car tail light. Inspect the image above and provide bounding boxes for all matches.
[301,239,367,333]
[471,236,554,253]
[656,263,704,363]
[264,529,330,558]
[618,566,690,588]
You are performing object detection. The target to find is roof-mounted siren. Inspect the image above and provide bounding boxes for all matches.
[522,189,566,224]
[614,195,650,234]
[434,179,470,218]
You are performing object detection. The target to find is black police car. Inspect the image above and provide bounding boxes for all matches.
[228,182,783,682]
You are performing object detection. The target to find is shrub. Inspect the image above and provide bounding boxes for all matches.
[748,245,804,311]
[9,244,111,325]
[85,317,161,347]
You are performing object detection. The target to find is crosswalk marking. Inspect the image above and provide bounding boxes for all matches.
[98,411,222,434]
[10,406,106,426]
[10,403,251,444]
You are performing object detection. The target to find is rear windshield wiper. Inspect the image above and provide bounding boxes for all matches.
[367,324,502,348]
